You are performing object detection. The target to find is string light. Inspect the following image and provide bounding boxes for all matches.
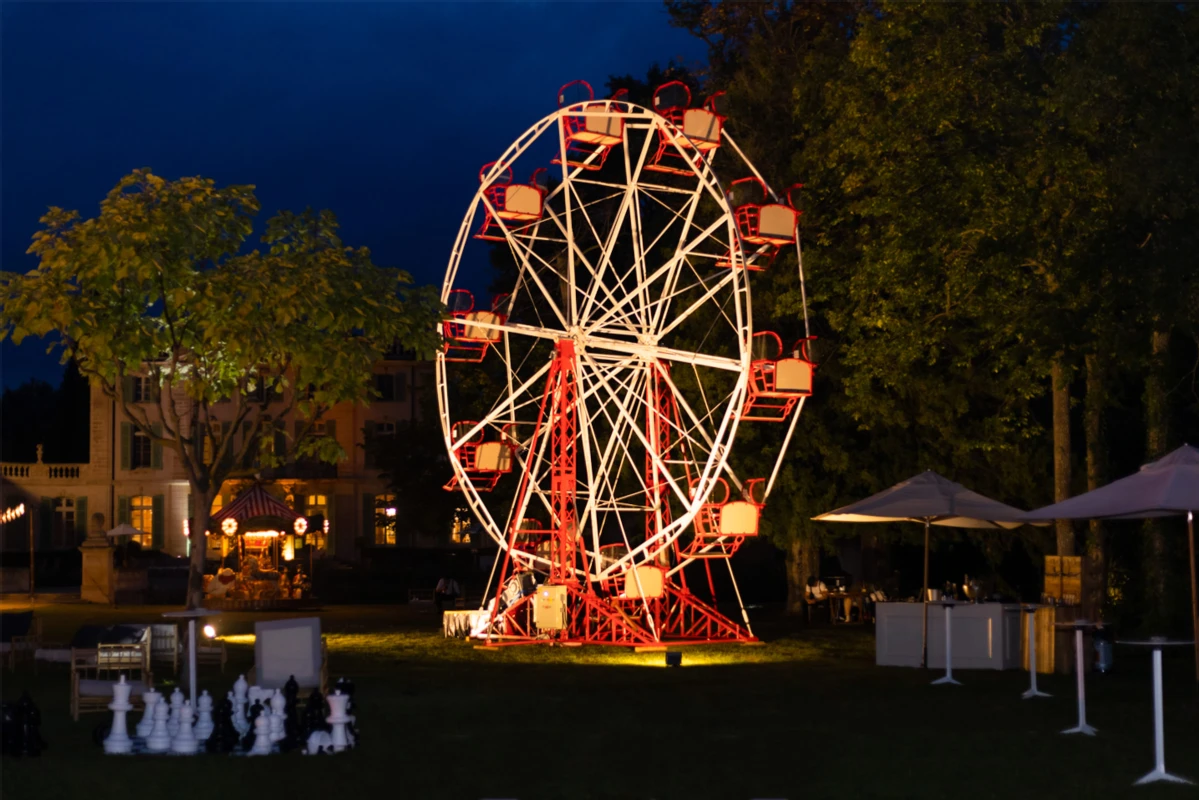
[1,504,27,524]
[222,518,238,536]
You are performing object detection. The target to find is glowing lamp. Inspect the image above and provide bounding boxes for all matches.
[203,624,217,639]
[294,517,308,535]
[222,518,238,536]
[386,507,397,517]
[183,520,190,538]
[283,534,295,561]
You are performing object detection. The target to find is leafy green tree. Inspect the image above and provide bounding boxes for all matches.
[1,170,441,607]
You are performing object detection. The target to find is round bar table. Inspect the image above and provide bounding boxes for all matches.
[931,600,962,686]
[1117,637,1194,786]
[162,608,220,705]
[1055,620,1101,735]
[1020,604,1051,699]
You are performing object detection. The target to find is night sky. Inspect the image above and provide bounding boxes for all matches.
[0,1,707,388]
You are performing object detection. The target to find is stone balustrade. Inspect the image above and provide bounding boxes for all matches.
[2,462,88,481]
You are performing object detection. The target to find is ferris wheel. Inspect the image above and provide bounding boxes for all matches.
[436,80,813,645]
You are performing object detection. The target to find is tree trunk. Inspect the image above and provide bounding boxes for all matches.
[1083,353,1106,620]
[1052,356,1075,556]
[785,536,820,615]
[1143,327,1171,625]
[187,489,212,609]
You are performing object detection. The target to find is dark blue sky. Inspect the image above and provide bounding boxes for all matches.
[0,1,707,388]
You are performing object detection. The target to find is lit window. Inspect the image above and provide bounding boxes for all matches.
[374,493,396,545]
[130,496,153,548]
[210,495,223,514]
[53,497,76,548]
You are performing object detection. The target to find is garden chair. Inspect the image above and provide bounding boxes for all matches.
[71,640,152,721]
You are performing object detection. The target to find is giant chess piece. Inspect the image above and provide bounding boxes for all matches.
[206,696,238,754]
[194,690,214,742]
[16,692,45,758]
[103,675,135,754]
[268,690,286,744]
[303,689,327,739]
[136,687,161,739]
[241,699,264,752]
[230,689,248,737]
[248,710,273,756]
[145,696,172,753]
[282,676,301,750]
[326,690,350,753]
[232,674,249,732]
[170,700,199,755]
[166,687,184,738]
[1,703,19,756]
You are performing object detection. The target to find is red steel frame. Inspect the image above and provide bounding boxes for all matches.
[480,345,754,645]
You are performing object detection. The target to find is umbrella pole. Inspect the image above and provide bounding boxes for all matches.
[1189,511,1197,683]
[922,519,930,669]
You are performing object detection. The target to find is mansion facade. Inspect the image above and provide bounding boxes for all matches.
[0,353,447,561]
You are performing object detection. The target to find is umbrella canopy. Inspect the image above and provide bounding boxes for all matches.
[815,471,1029,529]
[1024,444,1198,681]
[211,484,301,524]
[1022,444,1198,521]
[815,471,1032,668]
[106,523,148,538]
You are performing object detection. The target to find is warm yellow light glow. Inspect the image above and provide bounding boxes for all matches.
[220,634,257,646]
[282,535,295,561]
[222,518,238,536]
[294,517,308,535]
[2,504,27,524]
[203,624,217,639]
[385,507,397,517]
[243,530,280,540]
[323,519,330,534]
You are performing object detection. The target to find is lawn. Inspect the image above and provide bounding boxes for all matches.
[1,601,1196,800]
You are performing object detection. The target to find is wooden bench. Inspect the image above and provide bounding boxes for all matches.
[71,642,153,721]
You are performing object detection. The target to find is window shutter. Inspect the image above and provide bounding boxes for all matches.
[122,376,135,402]
[151,495,165,549]
[38,498,53,550]
[117,496,131,525]
[120,422,132,470]
[363,493,375,544]
[363,421,376,470]
[75,496,88,540]
[324,419,337,444]
[151,422,163,469]
[396,373,408,403]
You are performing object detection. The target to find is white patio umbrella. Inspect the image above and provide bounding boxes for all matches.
[814,471,1031,667]
[1023,443,1199,680]
[105,523,148,538]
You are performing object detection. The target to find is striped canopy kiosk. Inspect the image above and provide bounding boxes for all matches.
[211,485,302,570]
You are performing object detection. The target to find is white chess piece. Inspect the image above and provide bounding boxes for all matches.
[103,675,134,754]
[170,700,199,755]
[194,690,214,743]
[136,686,161,739]
[145,696,172,753]
[248,710,273,755]
[167,687,184,738]
[303,730,333,755]
[326,690,350,753]
[230,689,248,736]
[268,690,286,743]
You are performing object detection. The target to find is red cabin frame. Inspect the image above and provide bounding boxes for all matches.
[678,477,763,559]
[554,80,628,171]
[475,163,547,241]
[646,82,728,176]
[442,290,509,362]
[718,180,803,271]
[442,420,514,492]
[740,333,816,422]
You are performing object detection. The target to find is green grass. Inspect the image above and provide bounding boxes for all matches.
[2,601,1197,800]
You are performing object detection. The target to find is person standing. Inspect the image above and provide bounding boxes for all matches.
[435,576,461,611]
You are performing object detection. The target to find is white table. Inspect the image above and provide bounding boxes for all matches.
[1117,637,1194,786]
[876,602,1021,669]
[931,600,962,685]
[162,608,219,705]
[1021,605,1051,699]
[1056,620,1100,735]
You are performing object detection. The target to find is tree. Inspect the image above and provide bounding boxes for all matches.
[1,169,441,607]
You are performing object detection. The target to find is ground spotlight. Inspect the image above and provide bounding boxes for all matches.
[665,651,683,668]
[203,624,217,639]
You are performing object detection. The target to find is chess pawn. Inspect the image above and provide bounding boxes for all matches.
[304,689,327,734]
[248,710,273,756]
[282,677,300,749]
[136,686,161,739]
[167,688,184,738]
[241,699,264,752]
[16,692,45,758]
[170,701,198,755]
[269,690,286,743]
[230,690,248,736]
[233,674,249,708]
[207,697,236,754]
[103,675,134,754]
[193,690,214,742]
[326,690,350,753]
[303,730,332,755]
[145,696,172,753]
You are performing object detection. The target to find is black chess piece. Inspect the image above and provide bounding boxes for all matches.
[240,699,263,752]
[1,702,20,756]
[16,692,44,757]
[207,697,238,754]
[303,689,327,736]
[281,676,300,751]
